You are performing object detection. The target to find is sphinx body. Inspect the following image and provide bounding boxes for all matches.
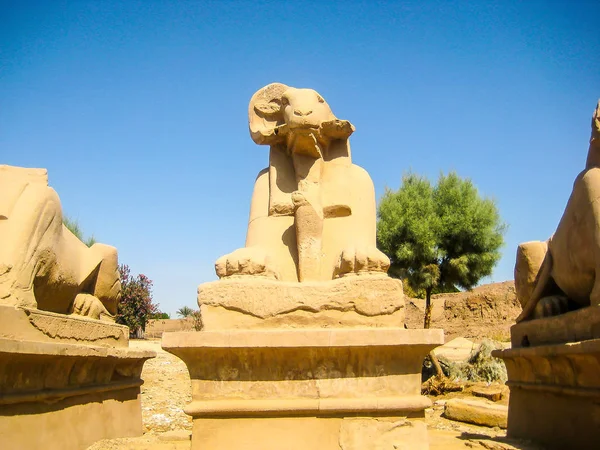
[215,83,390,283]
[0,165,120,320]
[515,101,600,321]
[494,101,600,450]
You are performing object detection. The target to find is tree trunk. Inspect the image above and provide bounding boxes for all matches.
[423,287,433,329]
[429,351,444,378]
[423,287,444,378]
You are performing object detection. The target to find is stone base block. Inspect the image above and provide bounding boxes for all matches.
[163,328,443,450]
[197,274,405,330]
[494,318,600,449]
[504,386,600,449]
[0,306,155,450]
[0,385,143,450]
[192,416,429,450]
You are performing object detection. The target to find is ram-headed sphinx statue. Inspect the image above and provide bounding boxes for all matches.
[0,165,119,321]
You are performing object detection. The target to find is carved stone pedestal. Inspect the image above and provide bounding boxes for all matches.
[0,305,155,450]
[197,275,406,330]
[493,308,600,449]
[163,328,443,450]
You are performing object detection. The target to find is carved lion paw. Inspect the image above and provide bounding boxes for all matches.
[531,295,571,319]
[215,247,279,279]
[335,245,390,277]
[70,293,114,321]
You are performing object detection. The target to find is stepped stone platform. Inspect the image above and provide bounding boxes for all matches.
[163,328,443,450]
[493,309,600,449]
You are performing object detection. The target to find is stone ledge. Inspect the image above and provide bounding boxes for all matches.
[162,328,443,350]
[510,306,600,348]
[0,378,143,405]
[0,337,154,359]
[494,337,600,358]
[505,381,600,398]
[493,338,600,390]
[0,338,155,397]
[184,396,431,417]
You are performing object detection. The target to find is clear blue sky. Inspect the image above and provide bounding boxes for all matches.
[2,1,599,316]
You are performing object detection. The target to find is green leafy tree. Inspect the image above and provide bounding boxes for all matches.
[63,216,97,247]
[377,172,506,329]
[150,312,170,319]
[116,264,158,335]
[176,306,195,318]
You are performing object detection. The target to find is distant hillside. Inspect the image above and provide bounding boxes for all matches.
[405,281,520,342]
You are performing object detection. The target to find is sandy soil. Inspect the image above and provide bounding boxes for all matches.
[88,339,544,450]
[135,339,193,434]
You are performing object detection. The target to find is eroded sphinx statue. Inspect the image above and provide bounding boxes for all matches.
[198,83,404,329]
[515,101,600,322]
[0,165,120,321]
[0,166,155,450]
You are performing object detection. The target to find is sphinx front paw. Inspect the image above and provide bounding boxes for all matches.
[335,245,390,277]
[531,295,571,319]
[70,293,114,321]
[215,247,279,280]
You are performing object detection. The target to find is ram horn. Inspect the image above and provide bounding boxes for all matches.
[248,83,289,145]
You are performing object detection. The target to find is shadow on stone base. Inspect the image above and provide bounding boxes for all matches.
[0,386,143,449]
[505,385,600,449]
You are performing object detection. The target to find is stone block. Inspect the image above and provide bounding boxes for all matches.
[198,275,404,330]
[443,398,508,428]
[432,337,476,363]
[472,386,504,402]
[339,418,429,450]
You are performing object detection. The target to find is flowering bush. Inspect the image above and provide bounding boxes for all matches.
[191,310,202,331]
[116,264,158,335]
